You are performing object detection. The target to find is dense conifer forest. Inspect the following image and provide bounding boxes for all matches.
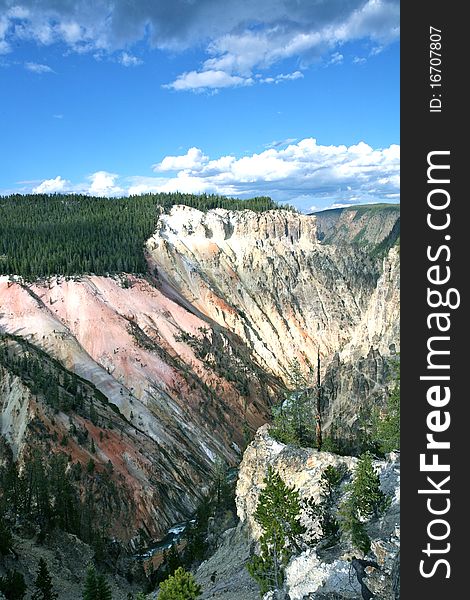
[0,192,284,279]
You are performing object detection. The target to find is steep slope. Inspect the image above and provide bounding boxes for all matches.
[147,206,399,442]
[195,425,400,600]
[313,204,400,251]
[146,206,396,382]
[1,204,400,547]
[0,275,278,543]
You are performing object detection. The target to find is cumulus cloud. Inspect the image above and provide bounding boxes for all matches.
[28,138,399,209]
[153,147,209,172]
[87,171,123,196]
[25,61,54,73]
[134,138,400,209]
[33,175,69,193]
[0,0,399,88]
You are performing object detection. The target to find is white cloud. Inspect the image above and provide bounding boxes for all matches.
[1,1,399,90]
[163,0,399,90]
[141,138,400,209]
[153,147,209,172]
[328,52,344,65]
[0,40,9,53]
[33,175,69,193]
[88,171,123,196]
[119,52,142,67]
[353,56,367,65]
[25,61,54,73]
[258,71,304,85]
[265,138,298,149]
[27,138,399,210]
[164,70,253,92]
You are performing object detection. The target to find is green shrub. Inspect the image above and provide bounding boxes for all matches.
[157,567,201,600]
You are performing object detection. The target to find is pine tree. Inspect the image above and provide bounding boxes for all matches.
[339,496,371,555]
[247,467,305,595]
[270,359,316,448]
[303,465,345,544]
[158,567,201,600]
[350,453,388,519]
[82,565,98,600]
[0,569,27,600]
[95,573,112,600]
[32,558,58,600]
[339,453,389,555]
[166,544,182,575]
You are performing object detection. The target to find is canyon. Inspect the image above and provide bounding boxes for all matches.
[0,204,400,552]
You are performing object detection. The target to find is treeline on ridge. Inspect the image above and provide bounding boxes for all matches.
[0,192,285,279]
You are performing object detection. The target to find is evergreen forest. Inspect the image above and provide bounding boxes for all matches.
[0,192,284,279]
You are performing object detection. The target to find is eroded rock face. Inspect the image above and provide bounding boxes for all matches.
[147,206,392,381]
[236,426,400,600]
[236,424,357,541]
[0,366,33,459]
[147,205,399,446]
[0,275,276,541]
[341,246,400,362]
[314,205,400,249]
[0,206,400,544]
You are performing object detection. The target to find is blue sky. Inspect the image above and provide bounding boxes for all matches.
[0,0,400,211]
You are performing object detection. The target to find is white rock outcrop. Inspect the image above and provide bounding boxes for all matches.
[236,425,400,600]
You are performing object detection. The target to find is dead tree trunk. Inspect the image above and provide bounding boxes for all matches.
[316,350,323,449]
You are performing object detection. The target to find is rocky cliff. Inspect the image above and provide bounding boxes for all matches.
[234,425,400,600]
[0,274,277,543]
[1,204,399,546]
[313,204,400,251]
[147,206,399,381]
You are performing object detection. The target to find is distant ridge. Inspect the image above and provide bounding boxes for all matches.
[312,203,400,255]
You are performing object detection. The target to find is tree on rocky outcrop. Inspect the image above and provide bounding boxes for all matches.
[212,457,226,508]
[157,567,201,600]
[82,565,112,600]
[83,566,98,600]
[95,573,112,600]
[339,453,389,555]
[32,558,58,600]
[315,351,323,450]
[303,464,346,546]
[166,545,183,576]
[339,499,371,555]
[351,453,388,520]
[247,467,305,596]
[0,570,27,600]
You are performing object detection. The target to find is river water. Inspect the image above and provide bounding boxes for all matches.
[136,466,239,560]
